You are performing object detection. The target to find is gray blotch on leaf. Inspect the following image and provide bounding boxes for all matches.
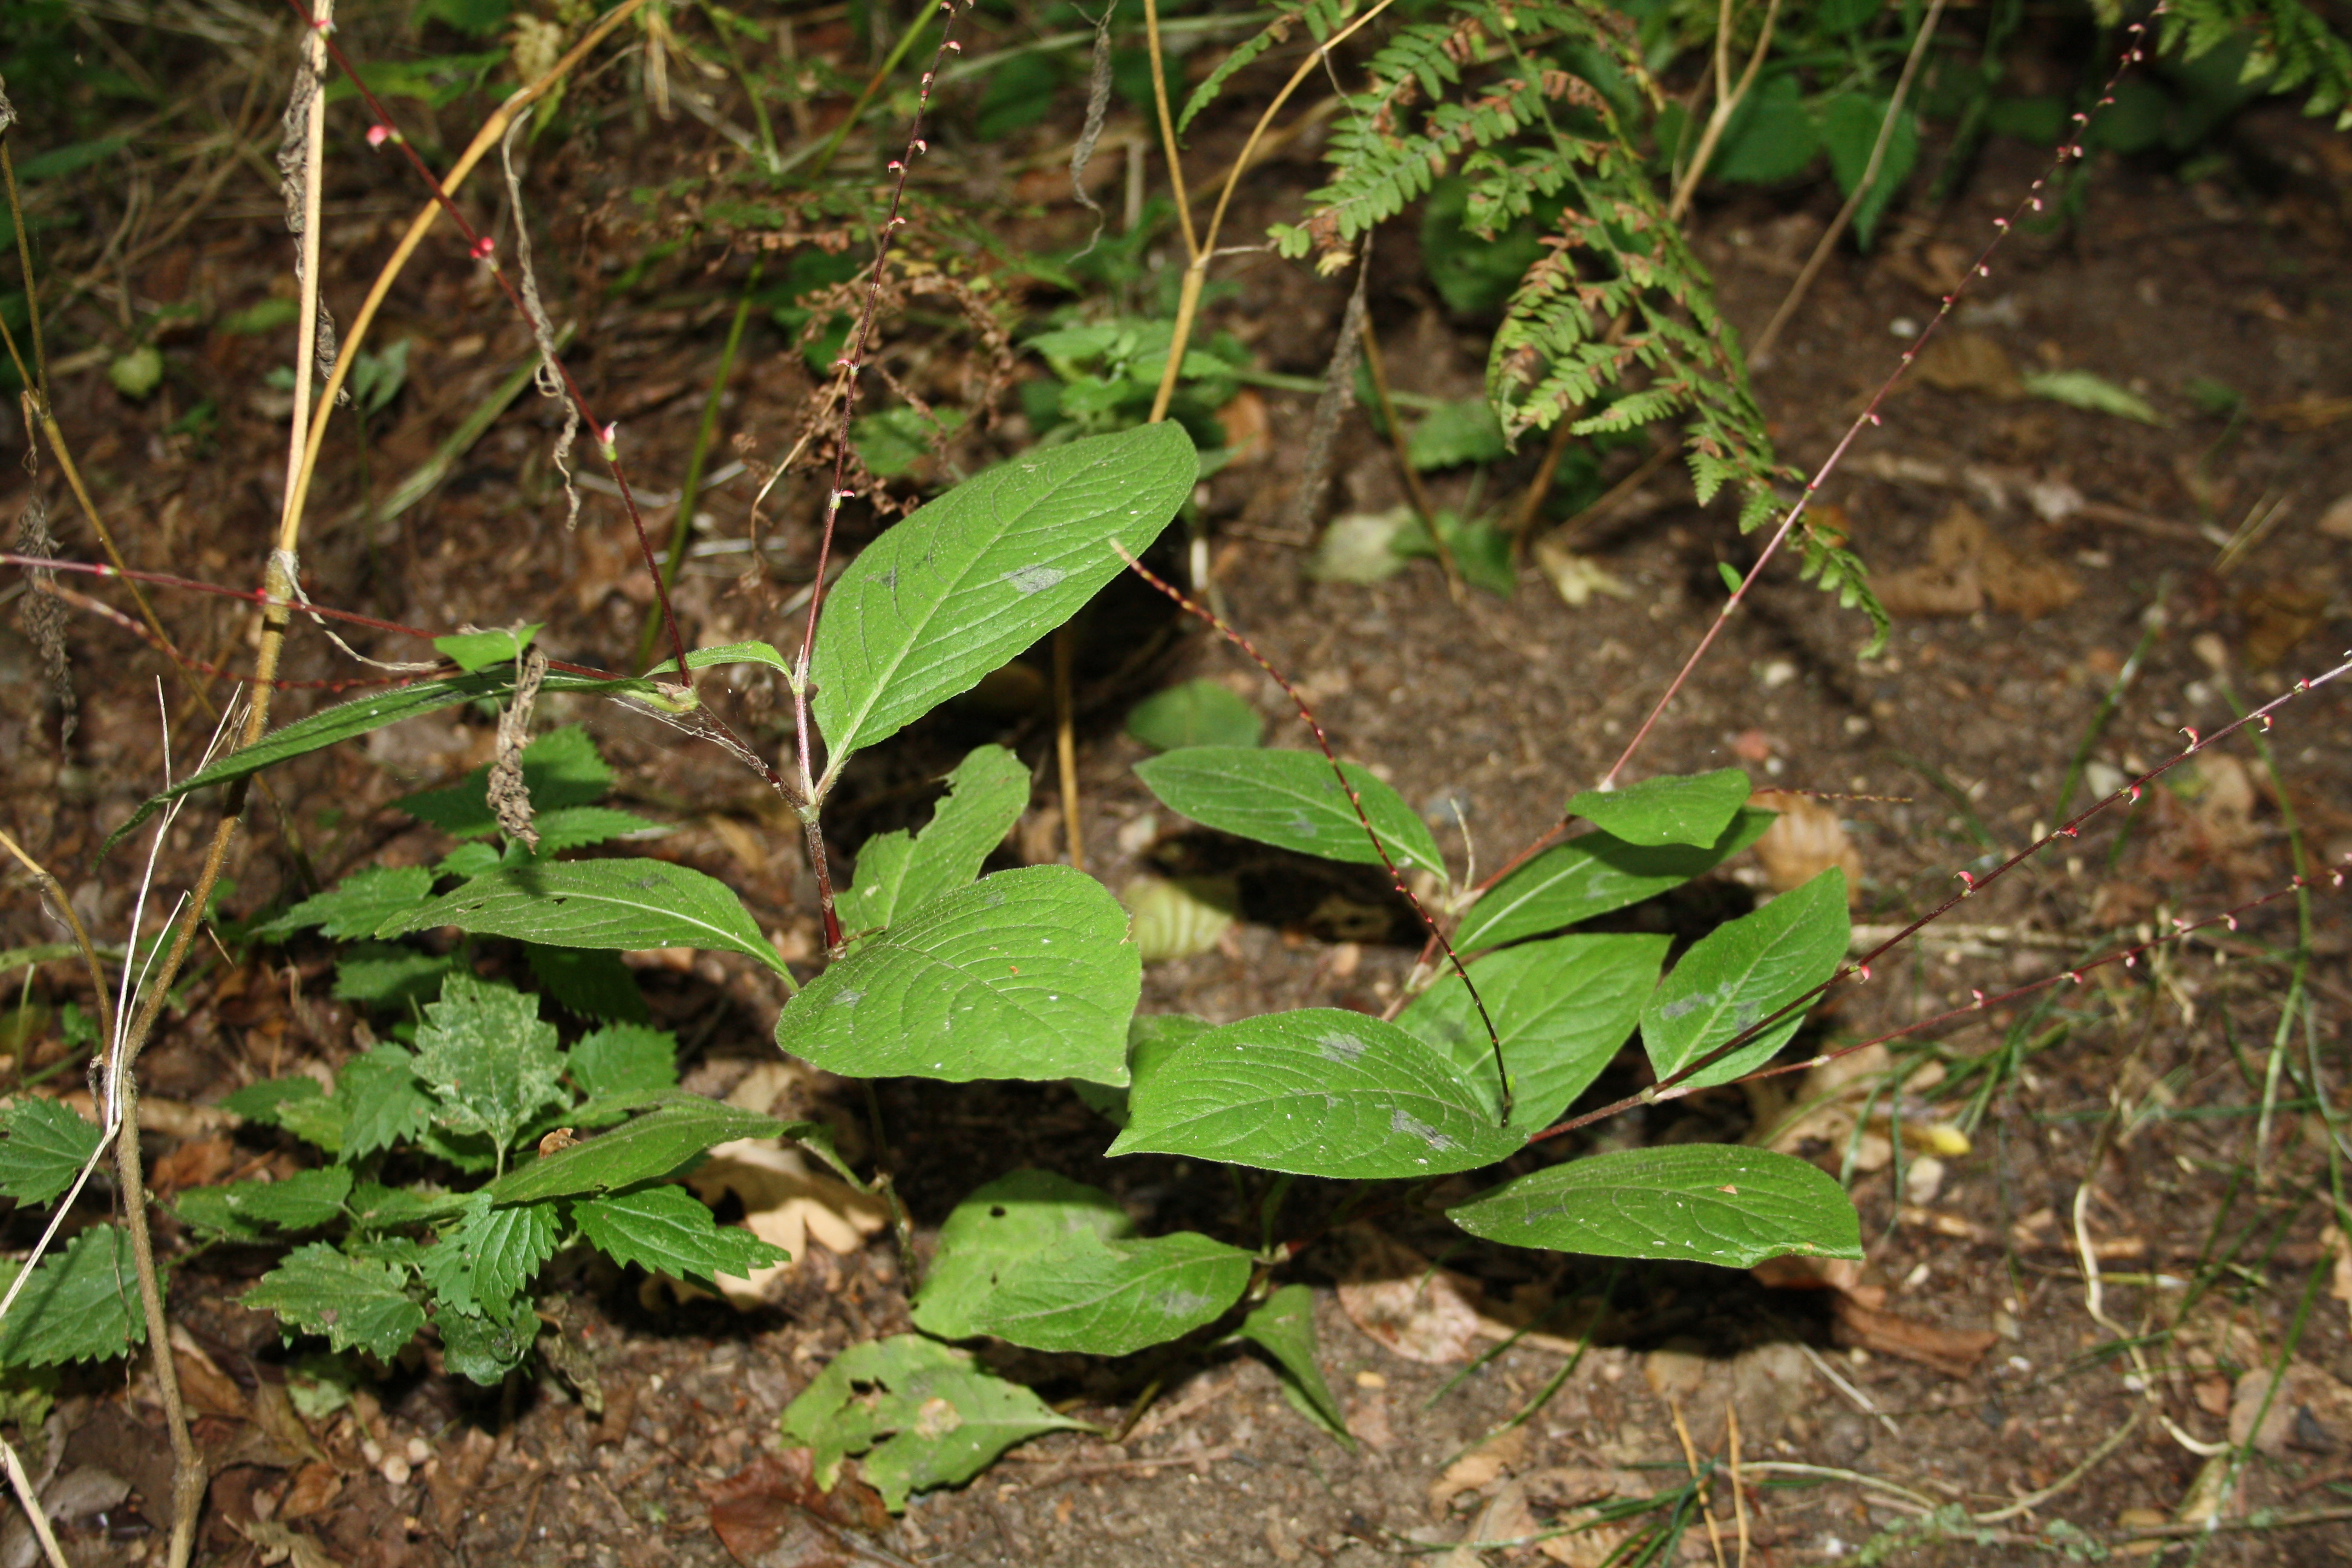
[1003,565,1068,595]
[1315,1031,1367,1065]
[1390,1108,1458,1152]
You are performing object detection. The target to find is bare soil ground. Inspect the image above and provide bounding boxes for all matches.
[2,16,2350,1568]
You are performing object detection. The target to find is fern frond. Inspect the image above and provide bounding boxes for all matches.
[2158,0,2352,126]
[1177,0,1360,136]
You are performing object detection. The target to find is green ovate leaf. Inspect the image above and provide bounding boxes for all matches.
[0,1099,104,1206]
[348,1182,470,1230]
[780,1334,1091,1512]
[840,745,1031,938]
[489,1100,784,1204]
[386,859,788,976]
[1110,1008,1524,1178]
[1406,397,1509,470]
[1818,93,1920,249]
[244,1243,427,1361]
[1073,1013,1212,1128]
[432,622,541,673]
[1455,808,1775,950]
[396,725,613,837]
[776,866,1139,1086]
[220,1077,324,1123]
[1233,1284,1351,1445]
[1134,748,1447,880]
[1566,768,1750,849]
[912,1171,1250,1356]
[254,865,436,941]
[0,1227,146,1367]
[811,421,1197,765]
[1398,933,1669,1126]
[1446,1145,1863,1268]
[1126,679,1266,751]
[572,1184,786,1285]
[422,1194,561,1326]
[410,976,567,1155]
[566,1023,681,1101]
[105,668,645,854]
[1641,869,1849,1091]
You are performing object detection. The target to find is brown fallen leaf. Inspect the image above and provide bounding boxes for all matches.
[1428,1426,1529,1514]
[1912,333,2023,399]
[685,1138,890,1308]
[708,1449,900,1567]
[169,1325,249,1420]
[277,1461,342,1521]
[2238,581,2328,670]
[1748,790,1863,901]
[1876,505,2080,621]
[151,1132,237,1195]
[1831,1294,1998,1379]
[2229,1361,2352,1454]
[1334,1227,1486,1365]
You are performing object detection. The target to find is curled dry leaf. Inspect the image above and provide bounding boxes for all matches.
[1875,505,2080,621]
[686,1140,890,1308]
[1532,532,1633,609]
[1334,1227,1486,1365]
[1428,1426,1528,1514]
[707,1448,895,1568]
[2229,1361,2352,1454]
[1912,332,2023,399]
[1748,790,1862,902]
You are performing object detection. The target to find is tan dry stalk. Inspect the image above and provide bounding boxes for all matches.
[1667,0,1785,223]
[1749,0,1950,364]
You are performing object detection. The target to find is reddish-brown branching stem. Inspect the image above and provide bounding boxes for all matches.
[1114,544,1516,1125]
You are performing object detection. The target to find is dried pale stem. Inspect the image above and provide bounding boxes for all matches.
[1359,318,1465,606]
[0,826,117,1047]
[0,1432,68,1568]
[1749,0,1948,363]
[1140,0,1200,261]
[1149,0,1402,423]
[1053,625,1086,872]
[1667,0,1783,223]
[1667,1399,1728,1568]
[0,140,48,386]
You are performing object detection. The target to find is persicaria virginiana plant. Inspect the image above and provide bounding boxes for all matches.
[1,0,2348,1546]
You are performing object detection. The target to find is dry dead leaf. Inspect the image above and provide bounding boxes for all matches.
[1912,333,2023,399]
[2319,489,2352,540]
[1428,1426,1528,1513]
[1521,1468,1642,1567]
[1216,390,1271,466]
[1748,791,1863,901]
[1877,505,2080,620]
[1532,532,1634,608]
[2229,1361,2352,1454]
[151,1132,237,1195]
[707,1449,894,1567]
[169,1324,249,1420]
[239,1518,341,1568]
[685,1140,890,1308]
[2237,582,2328,670]
[1335,1228,1486,1365]
[1434,1476,1535,1568]
[1831,1295,1998,1379]
[277,1462,342,1521]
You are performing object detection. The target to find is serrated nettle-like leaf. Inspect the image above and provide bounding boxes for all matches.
[912,1170,1251,1356]
[1641,868,1848,1091]
[524,944,652,1024]
[1110,1008,1524,1179]
[220,1076,324,1123]
[243,1243,426,1362]
[518,807,668,856]
[1454,808,1776,951]
[0,1226,146,1367]
[572,1184,785,1285]
[0,1098,104,1206]
[566,1022,681,1101]
[385,859,789,978]
[840,745,1031,938]
[1134,748,1447,881]
[347,1182,471,1230]
[413,975,567,1156]
[174,1165,353,1236]
[397,725,614,838]
[422,1194,560,1326]
[777,866,1139,1086]
[333,1044,435,1159]
[1446,1145,1863,1268]
[1398,932,1670,1127]
[780,1334,1092,1512]
[1232,1284,1350,1445]
[1125,679,1266,752]
[332,943,460,1011]
[437,1303,537,1387]
[1566,768,1750,849]
[489,1100,783,1205]
[810,422,1195,769]
[105,669,641,854]
[253,864,436,941]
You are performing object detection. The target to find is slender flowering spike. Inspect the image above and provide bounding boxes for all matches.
[598,423,618,461]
